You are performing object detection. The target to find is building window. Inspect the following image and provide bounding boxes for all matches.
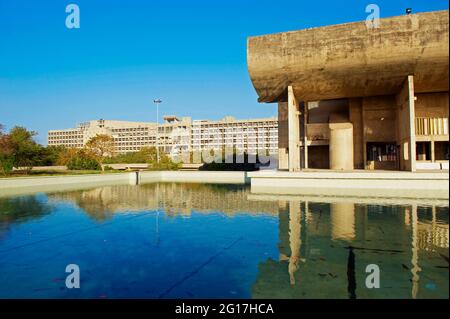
[367,143,397,162]
[416,142,432,161]
[435,141,449,161]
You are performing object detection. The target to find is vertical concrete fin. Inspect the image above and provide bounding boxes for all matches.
[288,86,301,171]
[396,75,416,172]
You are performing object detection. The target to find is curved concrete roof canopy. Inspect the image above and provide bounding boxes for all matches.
[247,10,449,103]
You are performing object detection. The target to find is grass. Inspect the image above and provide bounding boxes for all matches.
[0,167,181,178]
[1,169,125,178]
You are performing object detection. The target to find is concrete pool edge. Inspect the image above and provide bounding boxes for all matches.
[248,171,449,200]
[0,171,249,197]
[0,170,448,200]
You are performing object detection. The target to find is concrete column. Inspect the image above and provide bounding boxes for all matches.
[396,75,416,172]
[329,123,354,170]
[288,86,301,172]
[303,103,309,169]
[277,102,289,170]
[431,140,436,162]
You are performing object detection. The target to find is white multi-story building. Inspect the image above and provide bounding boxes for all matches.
[191,116,278,155]
[48,119,157,153]
[48,116,278,156]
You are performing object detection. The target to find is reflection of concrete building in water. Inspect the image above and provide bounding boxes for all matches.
[247,10,449,171]
[47,183,279,220]
[252,200,448,299]
[48,116,278,157]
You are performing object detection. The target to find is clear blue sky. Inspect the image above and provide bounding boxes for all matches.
[0,0,448,144]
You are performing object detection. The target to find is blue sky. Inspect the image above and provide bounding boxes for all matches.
[0,0,448,144]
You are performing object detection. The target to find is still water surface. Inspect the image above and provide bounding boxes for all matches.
[0,183,448,298]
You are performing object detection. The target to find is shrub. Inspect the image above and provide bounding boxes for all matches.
[103,147,157,164]
[0,156,14,176]
[66,151,101,170]
[148,154,180,171]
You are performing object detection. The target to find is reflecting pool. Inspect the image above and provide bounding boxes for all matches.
[0,183,448,298]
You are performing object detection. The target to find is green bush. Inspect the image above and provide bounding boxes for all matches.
[66,152,101,170]
[103,147,157,164]
[0,156,14,176]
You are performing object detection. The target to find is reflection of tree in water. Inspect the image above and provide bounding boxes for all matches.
[0,196,52,240]
[48,188,123,222]
[47,183,278,221]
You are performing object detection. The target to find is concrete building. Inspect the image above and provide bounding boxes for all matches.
[247,10,449,172]
[48,116,278,157]
[191,116,278,155]
[48,119,157,153]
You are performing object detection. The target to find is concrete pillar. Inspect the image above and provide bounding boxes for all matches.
[329,122,354,170]
[396,75,416,172]
[277,102,289,170]
[288,86,301,172]
[349,98,364,169]
[431,140,436,162]
[303,103,309,169]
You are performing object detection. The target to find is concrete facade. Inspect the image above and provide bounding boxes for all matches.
[247,10,449,172]
[48,116,278,157]
[191,116,278,155]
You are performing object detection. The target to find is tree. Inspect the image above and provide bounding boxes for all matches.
[34,145,67,166]
[86,134,115,169]
[9,126,41,173]
[0,125,14,176]
[57,147,79,166]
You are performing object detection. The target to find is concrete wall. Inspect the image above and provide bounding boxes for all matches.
[0,171,249,197]
[0,173,132,197]
[308,99,348,123]
[147,171,249,184]
[363,95,397,143]
[415,92,449,118]
[249,171,449,199]
[248,10,449,103]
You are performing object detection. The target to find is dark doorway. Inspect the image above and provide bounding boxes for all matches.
[308,145,330,169]
[416,142,431,161]
[366,142,398,170]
